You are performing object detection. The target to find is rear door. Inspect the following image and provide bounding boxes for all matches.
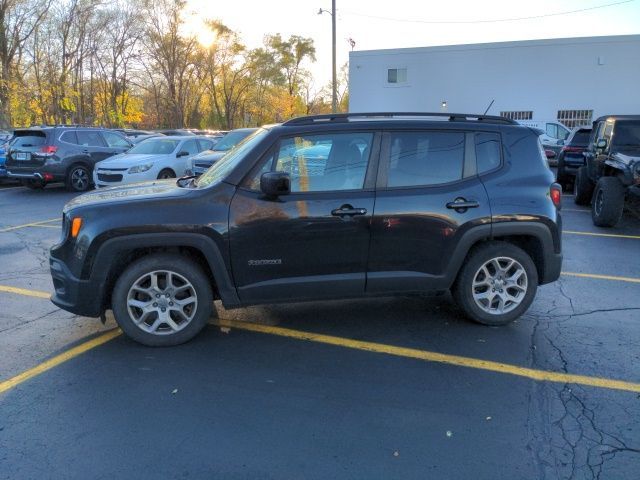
[367,129,492,293]
[76,130,113,165]
[229,130,379,303]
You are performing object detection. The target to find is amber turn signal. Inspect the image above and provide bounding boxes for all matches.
[71,217,83,238]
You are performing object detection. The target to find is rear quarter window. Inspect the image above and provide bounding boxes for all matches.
[475,133,502,173]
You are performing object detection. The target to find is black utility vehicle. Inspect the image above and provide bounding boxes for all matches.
[574,115,640,227]
[6,126,132,191]
[50,113,563,346]
[555,126,591,190]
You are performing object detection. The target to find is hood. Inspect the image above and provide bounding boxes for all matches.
[96,153,168,169]
[193,151,225,163]
[612,152,640,164]
[63,179,189,213]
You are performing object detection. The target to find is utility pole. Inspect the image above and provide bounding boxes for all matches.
[331,0,337,113]
[318,2,338,113]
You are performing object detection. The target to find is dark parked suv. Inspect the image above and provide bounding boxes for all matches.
[49,113,563,346]
[574,115,640,227]
[6,126,132,191]
[555,126,592,190]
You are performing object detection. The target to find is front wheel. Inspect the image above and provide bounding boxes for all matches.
[591,176,625,227]
[111,253,213,346]
[66,165,91,192]
[453,242,538,326]
[157,169,176,180]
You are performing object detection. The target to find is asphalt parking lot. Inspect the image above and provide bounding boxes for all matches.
[1,182,639,479]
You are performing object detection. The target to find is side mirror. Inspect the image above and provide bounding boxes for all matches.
[260,171,290,197]
[596,139,608,150]
[176,150,189,158]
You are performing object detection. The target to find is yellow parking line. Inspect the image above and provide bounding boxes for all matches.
[562,272,640,284]
[0,285,51,299]
[564,230,640,240]
[212,319,640,393]
[0,329,122,394]
[562,208,589,213]
[0,218,60,233]
[28,224,60,229]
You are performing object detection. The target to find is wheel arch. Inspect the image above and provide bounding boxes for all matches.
[445,222,561,287]
[90,233,240,313]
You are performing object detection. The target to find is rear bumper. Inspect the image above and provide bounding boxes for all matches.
[7,168,65,182]
[50,256,102,317]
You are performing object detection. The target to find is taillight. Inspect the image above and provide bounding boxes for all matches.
[40,145,58,154]
[550,184,562,209]
[561,146,584,153]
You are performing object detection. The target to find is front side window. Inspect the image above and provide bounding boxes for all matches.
[245,132,373,193]
[277,133,372,192]
[386,131,465,187]
[102,131,131,148]
[545,123,559,139]
[612,121,640,148]
[198,139,215,151]
[76,131,105,147]
[475,133,502,173]
[181,140,199,156]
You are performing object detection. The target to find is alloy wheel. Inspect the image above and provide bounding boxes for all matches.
[71,168,89,191]
[472,257,528,315]
[126,270,198,335]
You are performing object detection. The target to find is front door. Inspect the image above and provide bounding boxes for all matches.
[367,129,492,293]
[229,130,379,304]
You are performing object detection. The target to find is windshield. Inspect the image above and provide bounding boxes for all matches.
[128,138,179,155]
[613,121,640,147]
[213,129,256,152]
[197,129,268,188]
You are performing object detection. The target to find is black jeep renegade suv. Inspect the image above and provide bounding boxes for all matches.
[50,113,563,346]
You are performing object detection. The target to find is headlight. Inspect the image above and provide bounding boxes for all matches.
[128,163,153,174]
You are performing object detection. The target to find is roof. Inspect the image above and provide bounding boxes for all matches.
[594,115,640,122]
[350,34,640,58]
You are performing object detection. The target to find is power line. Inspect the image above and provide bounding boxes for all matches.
[341,0,635,24]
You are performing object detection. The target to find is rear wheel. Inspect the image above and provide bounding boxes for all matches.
[591,176,625,227]
[556,156,571,191]
[111,253,213,346]
[66,165,91,192]
[21,179,46,190]
[157,168,176,179]
[574,166,594,206]
[453,242,538,326]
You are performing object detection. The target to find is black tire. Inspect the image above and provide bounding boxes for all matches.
[66,164,91,192]
[21,179,46,190]
[452,242,538,326]
[591,176,625,228]
[111,253,214,346]
[574,166,594,206]
[157,168,176,179]
[555,156,571,191]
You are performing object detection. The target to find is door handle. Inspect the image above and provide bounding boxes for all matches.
[446,198,480,210]
[331,205,367,217]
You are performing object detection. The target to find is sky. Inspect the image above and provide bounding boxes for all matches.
[185,0,640,90]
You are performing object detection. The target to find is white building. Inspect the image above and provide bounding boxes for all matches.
[348,35,640,129]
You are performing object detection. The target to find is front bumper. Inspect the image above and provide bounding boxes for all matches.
[50,256,103,317]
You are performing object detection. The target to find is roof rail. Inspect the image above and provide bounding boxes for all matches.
[282,112,518,126]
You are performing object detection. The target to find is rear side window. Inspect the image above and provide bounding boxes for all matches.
[475,133,502,173]
[60,131,78,144]
[102,131,131,148]
[76,131,105,147]
[386,131,464,187]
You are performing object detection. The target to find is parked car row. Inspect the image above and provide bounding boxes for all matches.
[2,125,255,191]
